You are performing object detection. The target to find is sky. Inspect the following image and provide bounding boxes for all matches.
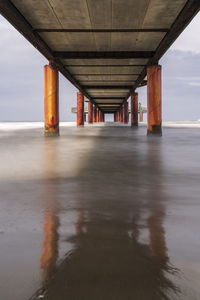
[0,12,199,122]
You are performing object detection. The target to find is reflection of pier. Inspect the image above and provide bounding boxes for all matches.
[29,134,179,300]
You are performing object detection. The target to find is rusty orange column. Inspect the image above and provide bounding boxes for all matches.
[77,92,84,127]
[99,110,103,122]
[93,105,97,122]
[99,110,101,122]
[117,110,120,122]
[140,111,143,122]
[147,65,162,135]
[88,101,93,124]
[124,101,128,124]
[96,107,99,122]
[120,107,122,122]
[131,92,138,127]
[99,110,102,122]
[44,63,59,136]
[122,105,125,123]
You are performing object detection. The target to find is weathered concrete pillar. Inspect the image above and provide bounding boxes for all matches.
[77,92,84,127]
[44,63,59,136]
[93,105,97,122]
[147,65,162,135]
[140,111,143,122]
[124,101,128,124]
[88,101,93,124]
[131,92,138,127]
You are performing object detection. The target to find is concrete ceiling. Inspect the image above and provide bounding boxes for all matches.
[1,0,199,112]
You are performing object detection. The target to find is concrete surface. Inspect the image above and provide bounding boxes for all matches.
[0,122,200,300]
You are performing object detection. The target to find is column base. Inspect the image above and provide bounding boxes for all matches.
[147,125,162,136]
[44,131,59,137]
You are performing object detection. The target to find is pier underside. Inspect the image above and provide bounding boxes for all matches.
[0,0,199,120]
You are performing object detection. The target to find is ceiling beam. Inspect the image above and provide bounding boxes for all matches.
[36,28,169,33]
[85,85,132,89]
[54,51,155,59]
[73,74,139,76]
[65,65,146,67]
[94,102,122,105]
[93,97,125,100]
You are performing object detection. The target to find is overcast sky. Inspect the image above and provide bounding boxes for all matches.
[0,12,199,121]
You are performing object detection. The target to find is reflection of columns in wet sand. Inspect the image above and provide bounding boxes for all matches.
[75,211,84,236]
[146,142,168,262]
[40,141,60,281]
[40,212,59,278]
[148,204,167,262]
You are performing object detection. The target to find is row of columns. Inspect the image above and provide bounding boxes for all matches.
[78,97,104,126]
[44,64,162,136]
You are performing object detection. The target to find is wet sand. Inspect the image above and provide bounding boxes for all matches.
[0,123,200,300]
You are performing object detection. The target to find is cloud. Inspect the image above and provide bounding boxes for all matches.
[189,82,200,87]
[170,13,200,54]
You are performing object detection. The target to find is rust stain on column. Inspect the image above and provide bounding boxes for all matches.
[44,64,59,136]
[77,92,84,127]
[147,65,162,135]
[88,101,93,124]
[131,93,138,127]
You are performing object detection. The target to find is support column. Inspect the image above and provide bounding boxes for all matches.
[140,111,143,122]
[131,92,138,127]
[99,110,102,122]
[44,63,59,136]
[117,110,120,122]
[96,108,99,122]
[100,111,103,122]
[88,101,93,124]
[124,101,128,124]
[122,105,125,123]
[120,106,123,123]
[93,105,97,122]
[77,92,84,127]
[147,65,162,135]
